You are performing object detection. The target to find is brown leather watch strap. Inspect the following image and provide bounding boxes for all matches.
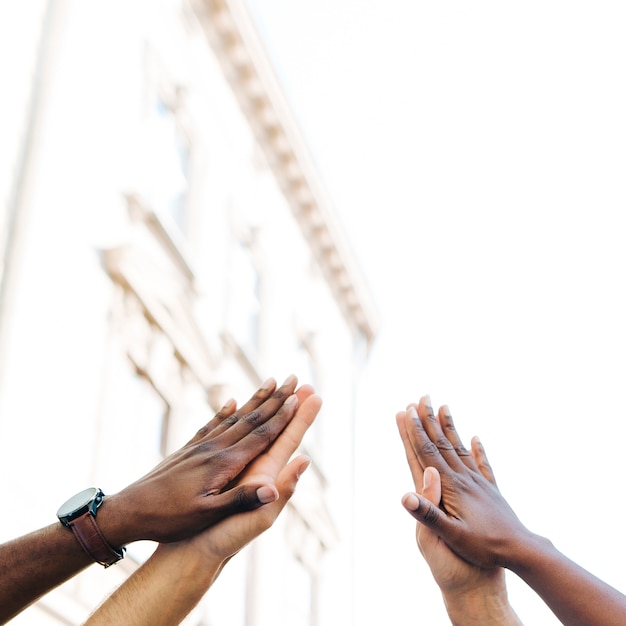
[68,512,125,567]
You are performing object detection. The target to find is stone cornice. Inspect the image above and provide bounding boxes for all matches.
[190,0,379,349]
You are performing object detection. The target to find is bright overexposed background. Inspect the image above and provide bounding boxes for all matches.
[245,2,626,624]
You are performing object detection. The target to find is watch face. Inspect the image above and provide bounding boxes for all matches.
[57,487,99,519]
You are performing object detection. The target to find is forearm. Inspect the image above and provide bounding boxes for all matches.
[442,580,523,625]
[0,523,94,624]
[0,494,141,624]
[510,534,626,626]
[84,543,223,626]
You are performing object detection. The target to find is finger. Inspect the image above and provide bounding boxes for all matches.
[412,397,469,473]
[200,481,279,522]
[414,472,445,563]
[261,394,321,470]
[233,377,279,419]
[216,375,299,447]
[295,383,315,404]
[225,392,300,465]
[470,436,498,486]
[228,456,311,547]
[437,405,480,473]
[187,377,278,445]
[235,456,311,535]
[219,393,319,493]
[402,491,457,537]
[395,411,425,491]
[275,454,311,504]
[199,377,280,443]
[421,467,442,506]
[185,398,238,446]
[206,457,311,563]
[404,403,452,475]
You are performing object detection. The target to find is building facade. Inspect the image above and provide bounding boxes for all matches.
[0,0,377,624]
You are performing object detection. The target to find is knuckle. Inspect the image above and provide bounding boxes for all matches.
[448,474,470,494]
[435,436,454,452]
[251,389,267,403]
[243,410,262,425]
[419,440,440,458]
[478,460,493,474]
[234,487,252,510]
[271,388,288,402]
[421,502,440,526]
[423,410,438,424]
[252,422,271,440]
[454,444,470,456]
[409,415,426,435]
[195,439,215,454]
[442,415,456,430]
[222,415,238,427]
[195,425,210,438]
[200,445,226,464]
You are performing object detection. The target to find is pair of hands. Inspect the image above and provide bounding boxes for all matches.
[100,375,319,549]
[157,381,321,568]
[83,378,321,625]
[396,396,527,621]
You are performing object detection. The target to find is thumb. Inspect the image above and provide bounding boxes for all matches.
[208,482,279,518]
[413,466,444,557]
[401,491,449,532]
[272,455,312,505]
[421,466,441,504]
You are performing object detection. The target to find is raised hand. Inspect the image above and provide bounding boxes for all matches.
[0,375,306,625]
[99,375,303,547]
[399,395,626,626]
[397,404,522,625]
[180,384,321,563]
[84,386,322,626]
[398,397,529,570]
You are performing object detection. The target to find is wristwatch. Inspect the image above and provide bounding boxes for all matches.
[57,487,125,568]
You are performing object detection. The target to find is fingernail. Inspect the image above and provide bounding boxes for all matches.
[403,493,420,511]
[260,377,275,390]
[257,486,278,504]
[407,405,418,420]
[281,374,297,387]
[222,398,236,410]
[284,394,298,406]
[297,457,312,478]
[423,394,432,409]
[423,468,433,490]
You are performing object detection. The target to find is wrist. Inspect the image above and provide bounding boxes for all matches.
[505,531,556,577]
[92,492,136,549]
[442,572,522,626]
[153,541,224,589]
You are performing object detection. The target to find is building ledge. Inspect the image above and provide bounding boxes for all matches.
[191,0,379,350]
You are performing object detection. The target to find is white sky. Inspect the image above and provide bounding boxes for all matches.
[245,2,626,624]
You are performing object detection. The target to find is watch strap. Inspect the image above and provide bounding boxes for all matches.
[68,512,125,567]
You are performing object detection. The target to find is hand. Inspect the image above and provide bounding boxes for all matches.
[83,387,323,626]
[99,375,303,547]
[188,383,322,563]
[399,396,531,570]
[396,408,506,597]
[397,399,524,625]
[398,396,626,626]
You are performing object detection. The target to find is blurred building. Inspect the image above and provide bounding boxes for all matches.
[0,0,377,624]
